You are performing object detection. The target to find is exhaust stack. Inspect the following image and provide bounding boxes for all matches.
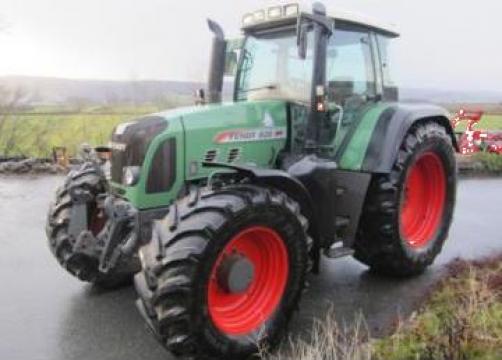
[207,19,226,104]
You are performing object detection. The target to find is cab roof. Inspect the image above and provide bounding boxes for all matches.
[328,8,399,37]
[242,3,399,38]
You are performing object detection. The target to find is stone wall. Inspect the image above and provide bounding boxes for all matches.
[0,158,66,175]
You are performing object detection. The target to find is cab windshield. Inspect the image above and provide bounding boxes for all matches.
[236,30,313,103]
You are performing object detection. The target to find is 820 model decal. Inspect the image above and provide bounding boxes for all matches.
[214,127,287,144]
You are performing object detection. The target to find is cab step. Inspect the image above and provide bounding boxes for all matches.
[324,245,355,259]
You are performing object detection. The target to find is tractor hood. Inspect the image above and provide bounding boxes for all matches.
[161,100,289,180]
[110,100,289,209]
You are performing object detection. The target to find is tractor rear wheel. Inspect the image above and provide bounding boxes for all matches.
[354,122,456,276]
[46,163,138,288]
[135,185,310,359]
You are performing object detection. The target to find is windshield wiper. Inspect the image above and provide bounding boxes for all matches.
[241,84,278,93]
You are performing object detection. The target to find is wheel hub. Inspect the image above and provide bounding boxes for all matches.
[216,253,255,294]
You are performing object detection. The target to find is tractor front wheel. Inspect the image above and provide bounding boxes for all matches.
[46,163,138,288]
[354,122,456,276]
[135,185,310,359]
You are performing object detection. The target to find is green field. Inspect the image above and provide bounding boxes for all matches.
[454,114,502,131]
[0,104,169,158]
[0,112,146,158]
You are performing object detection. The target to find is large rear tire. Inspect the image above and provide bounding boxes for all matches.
[354,122,456,276]
[135,185,310,359]
[46,163,138,288]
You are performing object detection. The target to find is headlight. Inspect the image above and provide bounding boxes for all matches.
[242,3,300,27]
[268,6,282,19]
[123,166,141,186]
[242,13,255,26]
[284,3,299,17]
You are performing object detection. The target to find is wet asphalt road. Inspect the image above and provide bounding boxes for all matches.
[0,176,501,360]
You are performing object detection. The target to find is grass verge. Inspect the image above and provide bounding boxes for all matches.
[374,256,502,360]
[470,153,502,174]
[267,256,502,360]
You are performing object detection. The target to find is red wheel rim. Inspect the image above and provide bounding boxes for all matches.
[208,226,289,336]
[400,152,447,249]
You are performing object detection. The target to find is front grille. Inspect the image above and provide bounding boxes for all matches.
[204,150,219,163]
[227,148,241,163]
[110,116,168,184]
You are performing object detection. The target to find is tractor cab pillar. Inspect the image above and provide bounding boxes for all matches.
[301,3,334,149]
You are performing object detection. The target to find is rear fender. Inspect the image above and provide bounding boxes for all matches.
[362,104,458,173]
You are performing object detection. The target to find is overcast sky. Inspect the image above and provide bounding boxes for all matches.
[0,0,501,91]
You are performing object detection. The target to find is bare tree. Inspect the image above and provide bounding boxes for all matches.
[0,19,52,158]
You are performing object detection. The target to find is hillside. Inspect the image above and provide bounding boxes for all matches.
[0,75,501,105]
[0,76,205,105]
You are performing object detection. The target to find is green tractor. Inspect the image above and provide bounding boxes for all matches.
[46,2,457,359]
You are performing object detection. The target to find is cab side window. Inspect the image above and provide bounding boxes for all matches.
[324,26,376,149]
[326,27,376,110]
[376,34,399,101]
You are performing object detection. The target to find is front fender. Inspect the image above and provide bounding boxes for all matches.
[203,161,321,273]
[203,162,315,223]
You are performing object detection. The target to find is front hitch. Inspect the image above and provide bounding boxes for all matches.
[65,155,141,275]
[98,197,139,273]
[66,192,140,276]
[69,195,140,274]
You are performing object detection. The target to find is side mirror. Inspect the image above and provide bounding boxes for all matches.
[195,88,206,105]
[296,2,333,60]
[297,23,309,59]
[224,38,243,77]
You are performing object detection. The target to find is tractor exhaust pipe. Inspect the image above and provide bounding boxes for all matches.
[207,19,226,104]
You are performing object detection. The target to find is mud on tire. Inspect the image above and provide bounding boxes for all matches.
[46,163,137,288]
[354,122,456,276]
[135,184,311,359]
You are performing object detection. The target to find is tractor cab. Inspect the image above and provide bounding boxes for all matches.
[217,3,400,154]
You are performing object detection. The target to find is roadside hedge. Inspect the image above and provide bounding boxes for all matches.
[472,153,502,174]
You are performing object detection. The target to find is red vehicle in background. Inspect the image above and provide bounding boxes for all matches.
[451,109,502,155]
